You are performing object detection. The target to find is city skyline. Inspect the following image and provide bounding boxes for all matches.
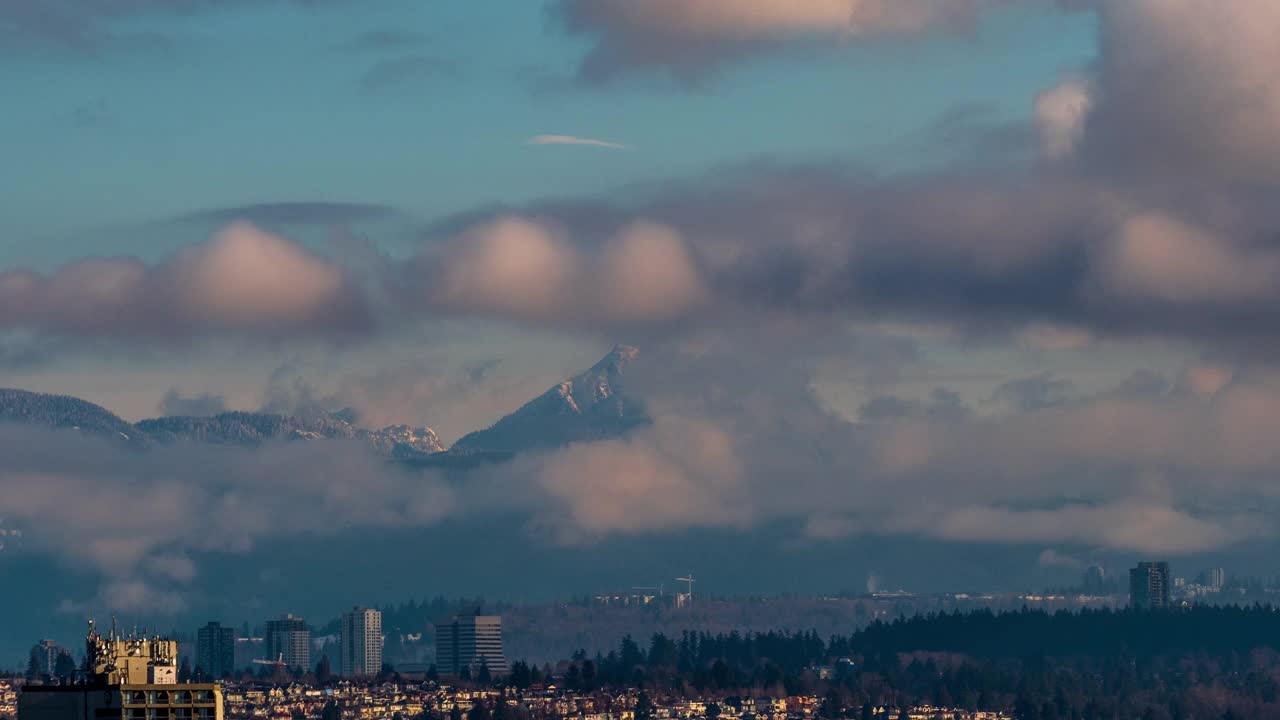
[11,555,1267,675]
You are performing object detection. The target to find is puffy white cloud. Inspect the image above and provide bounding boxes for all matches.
[569,0,969,37]
[429,217,583,325]
[0,426,453,611]
[598,223,709,324]
[1035,76,1091,161]
[168,222,356,329]
[1094,213,1280,305]
[1062,1,1280,180]
[536,416,749,534]
[0,221,371,341]
[420,217,709,330]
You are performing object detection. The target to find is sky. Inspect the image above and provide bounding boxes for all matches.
[6,0,1280,652]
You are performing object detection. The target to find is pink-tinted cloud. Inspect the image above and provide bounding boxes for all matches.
[554,0,984,82]
[414,216,708,331]
[1094,213,1280,305]
[0,425,453,612]
[1058,1,1280,181]
[0,221,372,341]
[528,134,629,150]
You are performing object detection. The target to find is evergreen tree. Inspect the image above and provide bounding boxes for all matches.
[53,652,77,682]
[316,655,332,685]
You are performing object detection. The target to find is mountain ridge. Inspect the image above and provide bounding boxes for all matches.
[0,389,443,456]
[0,345,646,460]
[450,344,646,454]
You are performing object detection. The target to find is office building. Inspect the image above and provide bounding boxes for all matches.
[1205,567,1226,591]
[339,607,382,678]
[1082,565,1106,593]
[28,641,65,678]
[264,615,310,671]
[196,622,236,680]
[435,615,508,677]
[1130,561,1171,609]
[18,621,223,720]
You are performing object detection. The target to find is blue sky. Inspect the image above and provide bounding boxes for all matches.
[1,0,1092,264]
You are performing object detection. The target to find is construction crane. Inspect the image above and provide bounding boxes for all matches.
[252,653,287,667]
[675,575,695,604]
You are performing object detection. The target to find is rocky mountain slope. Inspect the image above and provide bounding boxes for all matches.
[0,388,145,447]
[450,344,647,454]
[137,408,444,456]
[0,389,442,456]
[0,345,644,460]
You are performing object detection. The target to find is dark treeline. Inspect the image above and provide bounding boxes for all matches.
[854,604,1280,658]
[502,605,1280,720]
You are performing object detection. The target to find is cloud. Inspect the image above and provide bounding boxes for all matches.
[1056,1,1280,181]
[8,344,1280,601]
[0,425,453,612]
[250,356,539,444]
[157,388,228,417]
[859,388,971,422]
[929,502,1260,555]
[990,372,1073,412]
[408,217,708,331]
[1034,77,1091,161]
[0,221,373,342]
[0,0,350,56]
[1036,548,1084,570]
[527,135,630,150]
[172,202,402,227]
[553,0,986,83]
[1094,213,1280,306]
[468,347,1280,557]
[410,154,1280,349]
[534,416,750,535]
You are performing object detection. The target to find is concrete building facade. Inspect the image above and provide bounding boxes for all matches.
[264,615,310,672]
[196,622,236,680]
[339,607,383,678]
[1130,561,1171,610]
[435,615,507,678]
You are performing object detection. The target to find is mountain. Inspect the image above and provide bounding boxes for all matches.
[136,408,444,456]
[0,388,145,447]
[0,346,645,460]
[0,390,443,457]
[450,344,647,454]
